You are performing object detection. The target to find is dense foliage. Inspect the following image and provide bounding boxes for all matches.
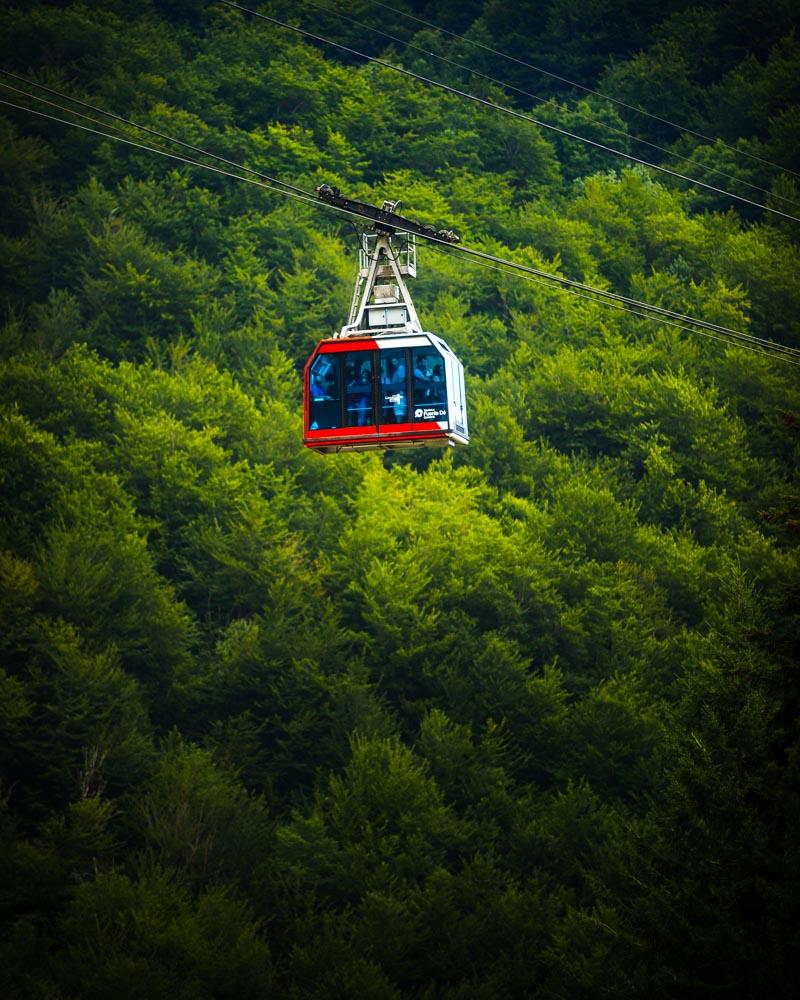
[1,1,799,996]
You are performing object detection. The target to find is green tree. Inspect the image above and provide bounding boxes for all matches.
[43,872,274,1000]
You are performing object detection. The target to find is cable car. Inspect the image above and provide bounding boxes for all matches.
[304,214,469,453]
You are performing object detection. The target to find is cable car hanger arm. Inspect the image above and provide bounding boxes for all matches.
[316,184,460,243]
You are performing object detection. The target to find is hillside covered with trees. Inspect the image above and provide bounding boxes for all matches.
[1,1,799,996]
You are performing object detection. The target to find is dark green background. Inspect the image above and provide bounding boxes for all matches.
[1,1,798,996]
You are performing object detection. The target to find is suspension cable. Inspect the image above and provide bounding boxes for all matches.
[216,1,800,224]
[0,96,327,208]
[457,249,800,358]
[448,242,800,357]
[361,0,800,181]
[424,244,800,366]
[293,0,800,212]
[0,70,311,200]
[4,92,799,366]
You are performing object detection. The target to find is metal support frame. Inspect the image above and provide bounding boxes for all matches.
[338,231,423,338]
[359,230,416,279]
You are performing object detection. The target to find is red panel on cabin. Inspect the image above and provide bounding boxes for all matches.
[316,339,378,354]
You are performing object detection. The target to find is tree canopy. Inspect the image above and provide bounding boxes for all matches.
[1,1,799,996]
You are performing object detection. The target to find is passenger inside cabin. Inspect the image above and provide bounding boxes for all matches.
[414,354,435,403]
[348,365,373,425]
[385,357,406,384]
[382,356,407,422]
[309,357,340,430]
[310,372,328,399]
[413,356,431,381]
[425,363,445,405]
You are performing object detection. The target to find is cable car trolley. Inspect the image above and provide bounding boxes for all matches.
[304,187,469,453]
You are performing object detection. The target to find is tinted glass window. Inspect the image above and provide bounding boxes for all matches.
[309,355,340,430]
[379,348,408,424]
[411,347,447,422]
[344,351,376,427]
[454,360,467,434]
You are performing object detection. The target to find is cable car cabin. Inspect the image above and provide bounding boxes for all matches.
[303,217,468,453]
[304,333,469,453]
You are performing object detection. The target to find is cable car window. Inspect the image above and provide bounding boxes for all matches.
[412,348,447,422]
[344,351,376,427]
[309,356,340,430]
[454,360,467,434]
[428,361,446,406]
[379,348,408,424]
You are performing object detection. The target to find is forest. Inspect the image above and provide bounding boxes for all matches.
[1,0,799,996]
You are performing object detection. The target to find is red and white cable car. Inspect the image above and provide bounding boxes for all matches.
[303,211,469,453]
